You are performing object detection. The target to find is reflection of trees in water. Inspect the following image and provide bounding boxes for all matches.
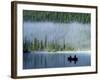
[23,53,91,69]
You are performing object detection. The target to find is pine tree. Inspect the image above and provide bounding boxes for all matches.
[34,38,38,50]
[63,39,66,50]
[40,40,44,50]
[44,36,47,48]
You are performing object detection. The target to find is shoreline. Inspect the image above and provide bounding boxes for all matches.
[29,51,91,54]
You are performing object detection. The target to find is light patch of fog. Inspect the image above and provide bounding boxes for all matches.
[23,22,91,50]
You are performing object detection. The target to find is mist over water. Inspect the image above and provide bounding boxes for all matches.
[23,21,91,50]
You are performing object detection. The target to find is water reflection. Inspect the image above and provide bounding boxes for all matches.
[23,52,90,69]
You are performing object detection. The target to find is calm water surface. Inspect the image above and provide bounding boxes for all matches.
[23,52,91,69]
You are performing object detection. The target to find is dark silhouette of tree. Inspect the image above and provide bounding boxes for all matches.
[40,40,44,50]
[23,38,32,52]
[34,38,39,50]
[44,36,47,48]
[63,39,66,50]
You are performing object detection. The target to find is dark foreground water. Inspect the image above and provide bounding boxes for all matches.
[23,52,91,69]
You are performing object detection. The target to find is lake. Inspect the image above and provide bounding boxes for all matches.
[23,52,91,69]
[23,21,91,69]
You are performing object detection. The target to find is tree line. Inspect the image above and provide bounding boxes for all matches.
[23,37,75,53]
[23,10,91,23]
